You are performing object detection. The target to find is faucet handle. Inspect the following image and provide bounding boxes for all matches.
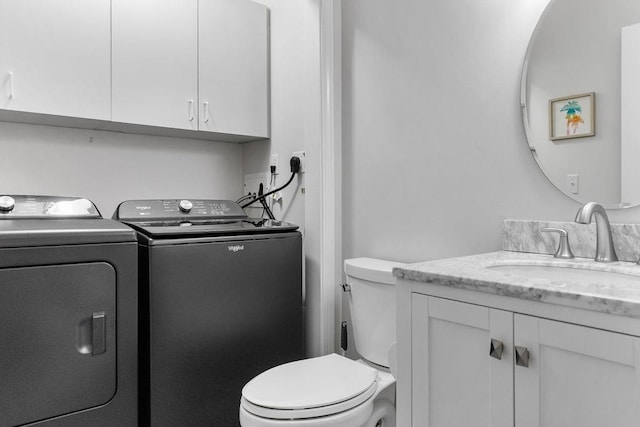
[541,227,575,259]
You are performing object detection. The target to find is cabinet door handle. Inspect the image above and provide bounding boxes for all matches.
[489,339,504,360]
[515,346,529,368]
[7,71,13,99]
[188,99,194,121]
[203,101,210,123]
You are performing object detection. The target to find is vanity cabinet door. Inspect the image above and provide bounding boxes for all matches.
[412,294,513,427]
[0,0,111,120]
[514,314,640,427]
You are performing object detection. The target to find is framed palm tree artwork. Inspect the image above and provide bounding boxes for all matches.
[549,92,595,141]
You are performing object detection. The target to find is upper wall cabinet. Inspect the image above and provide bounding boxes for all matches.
[199,0,269,138]
[112,0,269,138]
[0,0,111,120]
[112,0,199,131]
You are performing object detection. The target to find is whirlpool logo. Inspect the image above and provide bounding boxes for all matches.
[227,245,245,253]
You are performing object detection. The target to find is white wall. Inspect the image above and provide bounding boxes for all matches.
[244,0,306,226]
[0,121,242,216]
[341,0,640,268]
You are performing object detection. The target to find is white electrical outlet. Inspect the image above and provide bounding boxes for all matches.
[270,153,279,172]
[292,151,306,173]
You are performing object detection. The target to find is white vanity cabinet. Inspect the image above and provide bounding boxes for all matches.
[112,0,268,137]
[514,314,640,427]
[411,295,514,427]
[404,292,640,427]
[0,0,111,120]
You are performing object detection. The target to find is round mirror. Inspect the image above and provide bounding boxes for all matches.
[522,0,640,209]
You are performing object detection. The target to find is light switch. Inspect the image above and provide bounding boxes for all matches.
[567,174,579,194]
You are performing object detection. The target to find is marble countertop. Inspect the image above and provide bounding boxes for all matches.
[393,251,640,319]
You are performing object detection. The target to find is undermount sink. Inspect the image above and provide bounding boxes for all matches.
[487,264,640,287]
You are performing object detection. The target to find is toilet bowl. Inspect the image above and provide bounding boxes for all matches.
[239,258,405,427]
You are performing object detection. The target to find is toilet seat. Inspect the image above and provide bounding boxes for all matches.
[241,354,379,420]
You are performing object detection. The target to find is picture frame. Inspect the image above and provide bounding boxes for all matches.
[549,92,595,141]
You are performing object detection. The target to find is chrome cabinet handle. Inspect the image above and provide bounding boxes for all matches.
[203,101,210,123]
[188,99,194,121]
[515,346,530,368]
[489,339,504,360]
[7,71,13,99]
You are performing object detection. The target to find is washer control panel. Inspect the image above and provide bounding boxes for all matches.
[116,199,247,222]
[0,195,101,219]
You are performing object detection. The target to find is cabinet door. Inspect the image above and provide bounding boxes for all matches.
[199,0,269,138]
[412,295,513,427]
[0,0,111,120]
[515,314,640,427]
[112,0,198,130]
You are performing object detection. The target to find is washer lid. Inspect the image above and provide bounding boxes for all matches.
[242,354,378,411]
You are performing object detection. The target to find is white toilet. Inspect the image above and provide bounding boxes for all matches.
[239,257,405,427]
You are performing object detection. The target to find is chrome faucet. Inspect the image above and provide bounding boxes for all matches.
[574,202,618,263]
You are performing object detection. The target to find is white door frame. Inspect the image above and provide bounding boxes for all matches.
[319,0,342,355]
[304,0,342,355]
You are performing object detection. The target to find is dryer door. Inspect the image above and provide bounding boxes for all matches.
[0,262,116,426]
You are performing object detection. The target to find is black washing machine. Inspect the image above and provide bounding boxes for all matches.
[114,199,304,426]
[0,195,138,427]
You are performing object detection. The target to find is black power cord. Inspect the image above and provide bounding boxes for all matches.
[240,156,301,210]
[258,183,275,220]
[235,193,255,204]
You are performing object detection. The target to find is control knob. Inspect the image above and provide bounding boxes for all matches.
[0,196,16,212]
[179,199,193,213]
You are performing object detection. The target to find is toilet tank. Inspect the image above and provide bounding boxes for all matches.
[344,258,406,367]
